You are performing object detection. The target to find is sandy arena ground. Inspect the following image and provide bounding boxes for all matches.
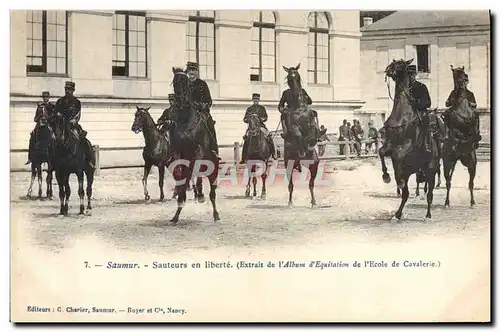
[10,159,491,322]
[10,159,490,253]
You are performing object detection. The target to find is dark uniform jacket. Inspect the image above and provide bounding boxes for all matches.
[244,104,268,129]
[34,101,55,122]
[55,95,81,122]
[409,81,431,112]
[159,106,174,123]
[368,127,379,140]
[189,78,212,112]
[445,89,477,109]
[278,88,312,111]
[338,124,350,140]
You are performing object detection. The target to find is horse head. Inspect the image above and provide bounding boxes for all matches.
[52,112,70,145]
[131,106,153,134]
[171,67,191,107]
[247,113,261,136]
[450,65,469,90]
[283,64,302,92]
[385,58,413,83]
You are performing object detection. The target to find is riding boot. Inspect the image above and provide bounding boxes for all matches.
[25,133,34,165]
[268,136,277,159]
[280,114,288,140]
[239,140,248,164]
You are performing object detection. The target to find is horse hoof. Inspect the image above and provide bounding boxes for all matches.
[214,213,220,222]
[170,218,179,224]
[288,202,293,208]
[85,210,92,216]
[424,217,432,222]
[260,195,266,200]
[470,204,475,209]
[245,190,250,198]
[198,196,206,204]
[382,174,391,183]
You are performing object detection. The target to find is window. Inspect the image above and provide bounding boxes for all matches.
[307,12,330,84]
[187,11,215,80]
[112,11,147,77]
[26,10,67,75]
[250,11,276,82]
[456,42,470,72]
[414,44,430,73]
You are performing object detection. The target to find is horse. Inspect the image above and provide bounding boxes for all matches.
[442,66,479,208]
[379,59,440,220]
[243,113,272,199]
[52,113,95,216]
[168,67,220,223]
[26,104,55,199]
[131,106,171,202]
[281,64,320,207]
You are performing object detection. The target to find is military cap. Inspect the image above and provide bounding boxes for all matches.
[186,62,198,71]
[65,81,75,89]
[252,93,260,99]
[42,91,50,97]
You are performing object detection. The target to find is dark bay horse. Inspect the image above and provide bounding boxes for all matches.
[442,66,479,208]
[52,113,95,216]
[281,64,320,207]
[131,106,170,202]
[379,59,440,220]
[244,113,272,199]
[169,67,220,223]
[26,104,55,199]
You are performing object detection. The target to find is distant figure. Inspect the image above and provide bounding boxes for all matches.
[338,119,350,155]
[317,125,330,157]
[365,121,379,154]
[351,120,362,157]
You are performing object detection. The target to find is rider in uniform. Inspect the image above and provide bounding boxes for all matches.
[277,86,327,142]
[408,65,432,154]
[25,91,56,165]
[239,93,276,164]
[55,81,95,168]
[185,61,220,159]
[157,93,176,137]
[444,73,481,147]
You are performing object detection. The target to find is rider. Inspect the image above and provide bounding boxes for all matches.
[157,93,176,137]
[277,85,326,141]
[25,90,56,165]
[55,81,95,168]
[444,73,481,146]
[239,93,276,164]
[408,65,432,154]
[185,61,220,159]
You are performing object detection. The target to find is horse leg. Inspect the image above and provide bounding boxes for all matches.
[27,163,36,197]
[287,163,294,207]
[394,175,410,221]
[391,155,401,197]
[56,172,65,216]
[170,184,186,224]
[425,170,436,220]
[196,177,205,203]
[37,164,43,198]
[245,165,251,198]
[379,144,391,183]
[415,178,420,197]
[309,161,318,207]
[436,165,442,188]
[468,159,477,207]
[77,171,85,216]
[252,176,257,197]
[158,166,165,202]
[46,168,53,199]
[85,167,94,215]
[209,168,220,221]
[443,157,457,208]
[260,164,267,200]
[142,162,152,201]
[64,174,71,215]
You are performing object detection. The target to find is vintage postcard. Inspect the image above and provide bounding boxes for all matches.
[9,9,491,323]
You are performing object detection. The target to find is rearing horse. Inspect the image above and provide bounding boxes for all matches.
[442,66,479,208]
[131,106,171,202]
[26,103,55,199]
[281,64,320,207]
[379,59,440,220]
[169,67,220,223]
[52,112,95,216]
[244,113,272,199]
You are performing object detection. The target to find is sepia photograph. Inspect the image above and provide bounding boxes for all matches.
[8,6,492,323]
